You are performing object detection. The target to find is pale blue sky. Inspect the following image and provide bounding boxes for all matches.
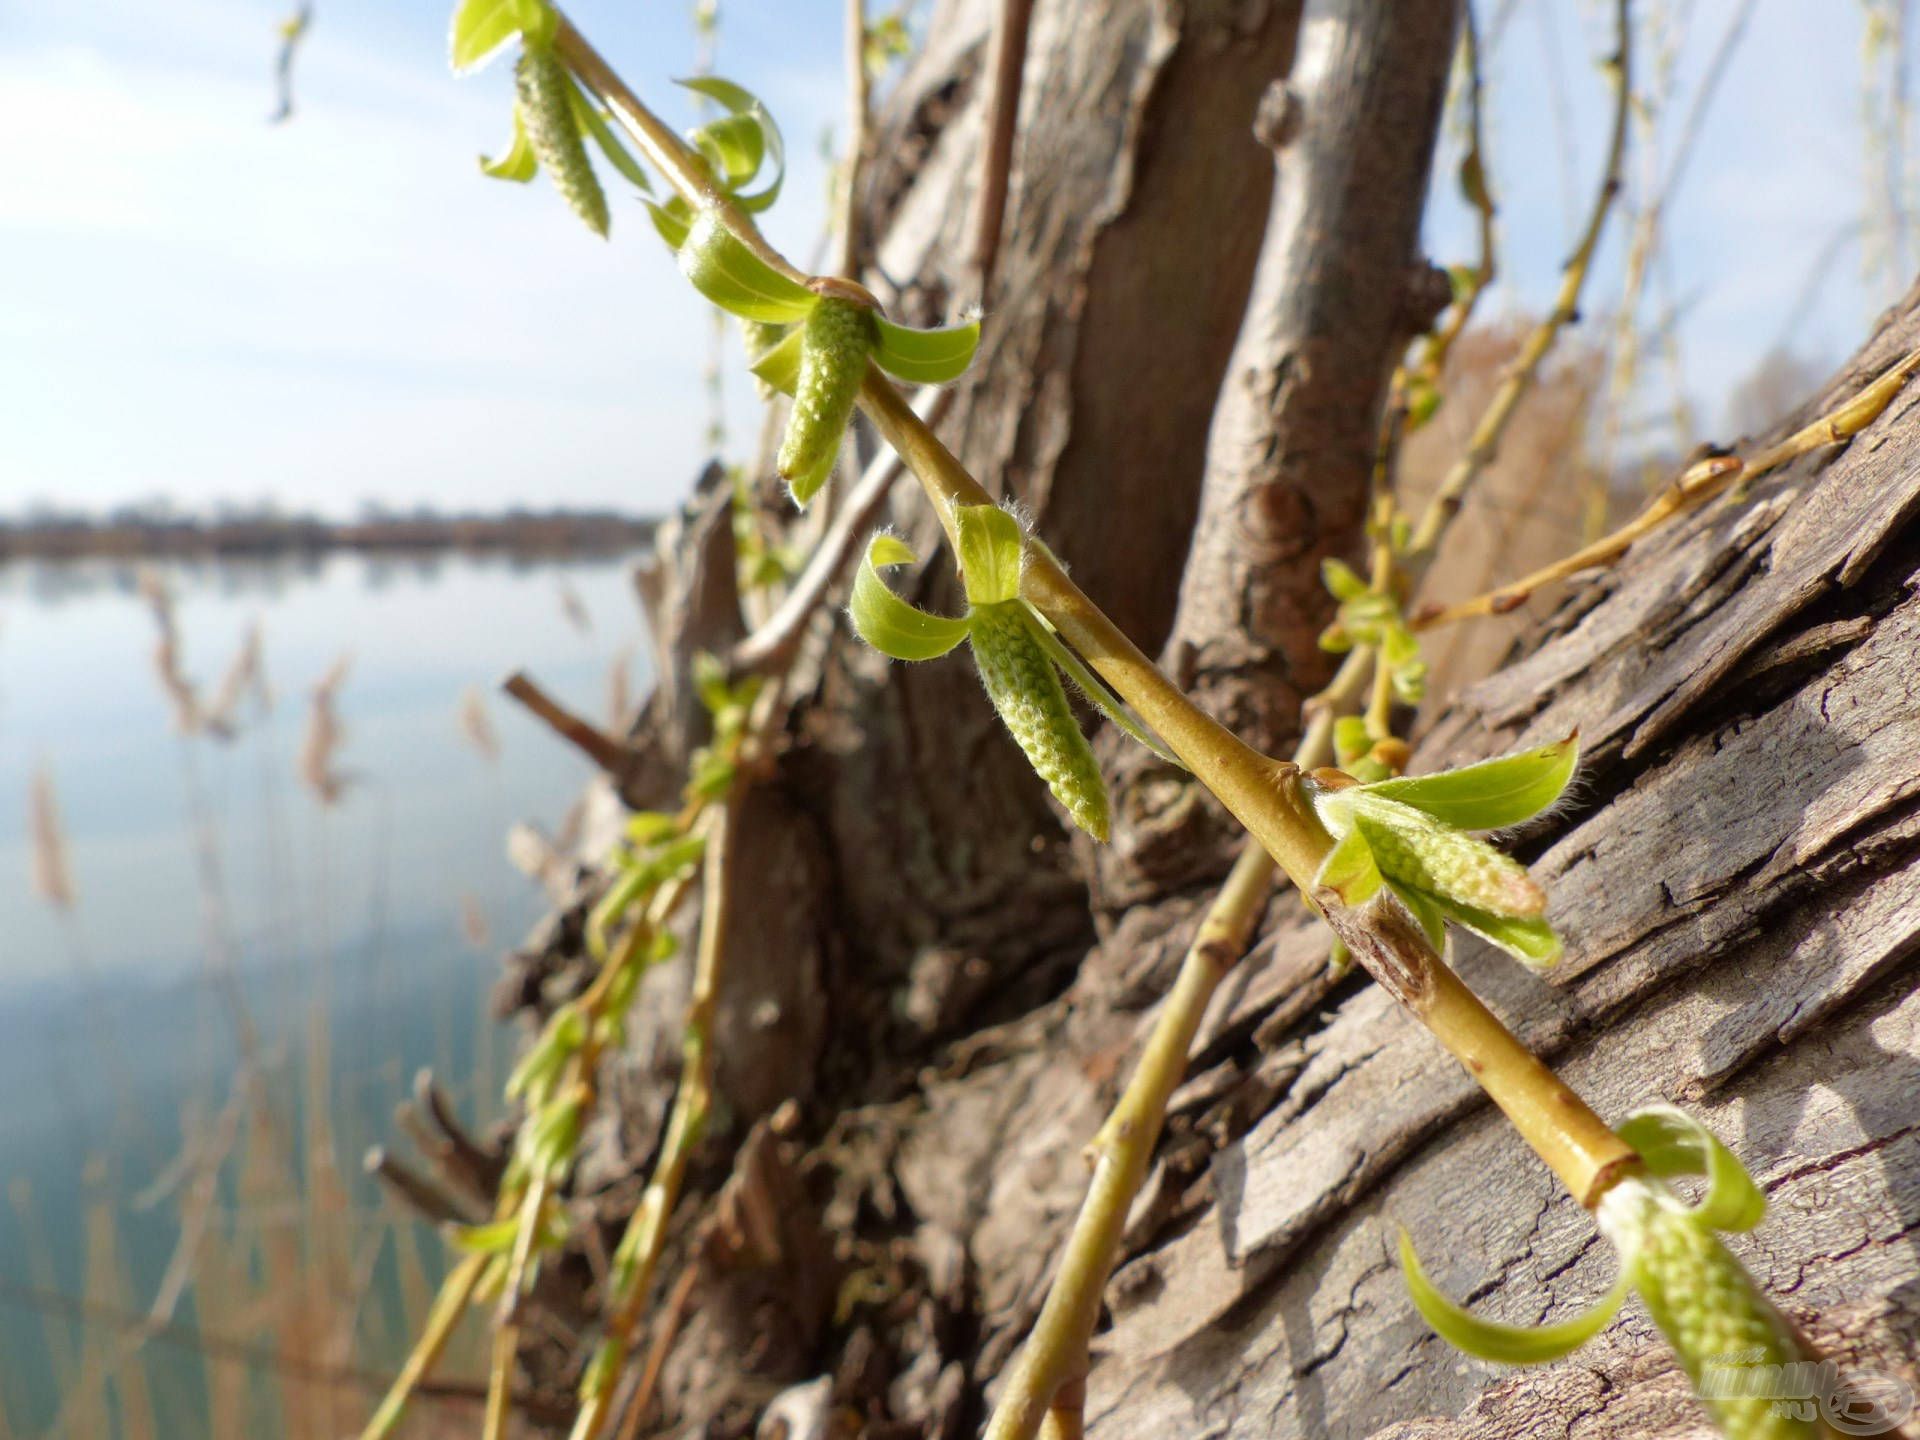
[0,1,1910,519]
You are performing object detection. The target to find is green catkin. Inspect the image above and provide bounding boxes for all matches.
[968,602,1110,841]
[1608,1185,1813,1440]
[777,296,877,505]
[515,47,609,238]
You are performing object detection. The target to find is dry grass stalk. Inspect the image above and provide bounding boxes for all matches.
[605,644,634,731]
[201,620,267,739]
[137,568,204,735]
[298,655,355,806]
[460,893,494,952]
[457,686,501,764]
[557,580,592,634]
[28,762,75,910]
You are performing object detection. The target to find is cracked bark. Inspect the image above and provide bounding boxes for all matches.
[515,6,1920,1436]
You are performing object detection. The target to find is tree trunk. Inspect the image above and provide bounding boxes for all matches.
[506,4,1920,1436]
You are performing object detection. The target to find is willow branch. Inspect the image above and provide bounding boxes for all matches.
[361,1252,488,1440]
[570,792,738,1440]
[1404,0,1631,565]
[556,2,1643,1389]
[1414,343,1920,629]
[979,655,1378,1440]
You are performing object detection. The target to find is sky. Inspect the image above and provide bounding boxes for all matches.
[0,0,1914,520]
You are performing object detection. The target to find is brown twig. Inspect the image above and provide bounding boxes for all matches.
[837,0,871,279]
[501,669,631,773]
[614,1252,703,1440]
[971,0,1036,296]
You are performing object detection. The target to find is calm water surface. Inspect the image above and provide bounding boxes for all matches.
[0,551,651,1434]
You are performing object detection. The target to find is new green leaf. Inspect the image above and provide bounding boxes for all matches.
[480,105,538,181]
[676,75,786,211]
[1364,734,1579,832]
[678,211,817,323]
[1415,888,1563,969]
[1318,825,1383,905]
[849,535,970,662]
[1400,1229,1627,1364]
[953,504,1023,607]
[1615,1105,1766,1233]
[568,86,652,191]
[450,0,551,74]
[874,315,982,385]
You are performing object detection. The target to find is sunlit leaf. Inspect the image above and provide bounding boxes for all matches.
[676,75,786,211]
[1400,1229,1627,1364]
[692,112,765,188]
[479,104,538,181]
[448,1217,522,1253]
[1615,1105,1766,1233]
[644,197,692,251]
[954,504,1023,607]
[677,211,816,323]
[1419,888,1562,968]
[1366,734,1579,832]
[1393,882,1449,954]
[1321,557,1368,602]
[1333,715,1372,768]
[1317,826,1382,905]
[749,325,805,395]
[1021,604,1185,768]
[449,0,550,74]
[625,811,677,846]
[873,315,981,385]
[849,534,970,662]
[568,85,652,192]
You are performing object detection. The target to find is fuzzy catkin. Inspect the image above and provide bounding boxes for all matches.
[516,48,609,238]
[1628,1200,1813,1440]
[777,297,876,505]
[968,603,1109,841]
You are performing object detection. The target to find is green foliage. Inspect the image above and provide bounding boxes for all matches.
[480,105,538,180]
[847,513,1115,840]
[1317,558,1427,703]
[450,0,552,74]
[1311,738,1579,968]
[1400,1228,1627,1364]
[1409,1107,1809,1438]
[849,534,971,661]
[678,211,818,322]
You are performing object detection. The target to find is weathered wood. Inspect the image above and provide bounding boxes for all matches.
[1102,0,1461,903]
[1071,289,1920,1438]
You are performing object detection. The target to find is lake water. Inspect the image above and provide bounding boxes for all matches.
[0,550,652,1436]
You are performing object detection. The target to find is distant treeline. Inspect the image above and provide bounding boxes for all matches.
[0,505,658,561]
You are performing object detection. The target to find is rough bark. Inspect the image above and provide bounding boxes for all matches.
[1076,297,1920,1438]
[1101,0,1459,906]
[498,8,1920,1439]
